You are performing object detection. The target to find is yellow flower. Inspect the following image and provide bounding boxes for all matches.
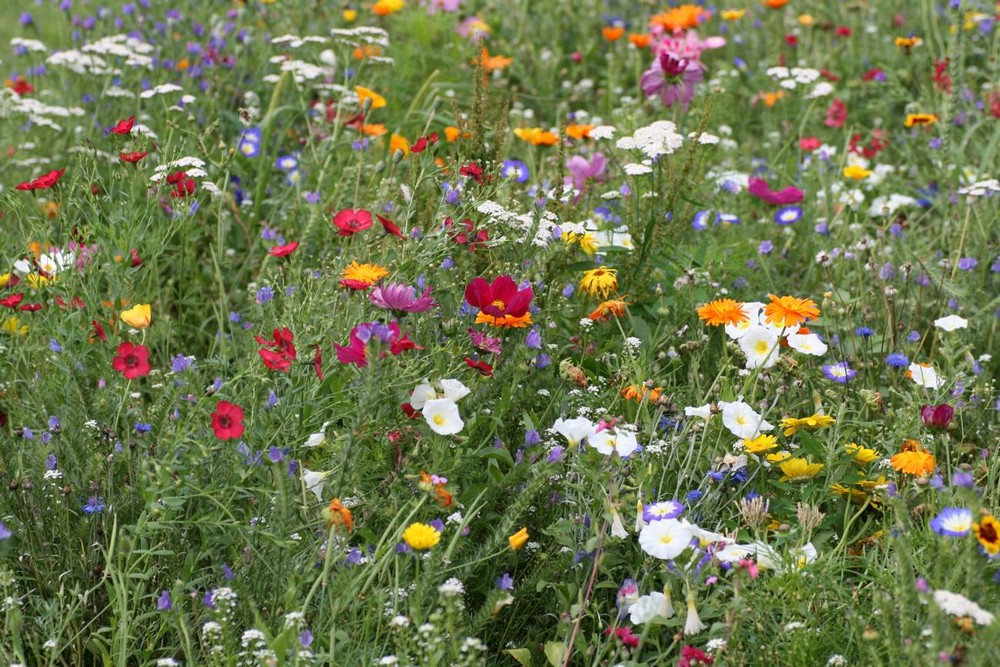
[798,14,814,26]
[355,86,386,110]
[973,515,1000,557]
[120,304,152,330]
[402,522,440,550]
[513,127,560,146]
[781,413,835,437]
[508,527,529,551]
[565,124,594,140]
[766,451,791,464]
[25,273,52,289]
[845,443,880,464]
[779,457,825,482]
[743,434,778,454]
[2,317,27,336]
[372,0,405,16]
[0,273,11,288]
[721,9,746,21]
[563,231,599,256]
[341,261,389,287]
[475,312,533,329]
[904,113,938,128]
[895,36,922,49]
[843,164,872,180]
[579,266,618,298]
[890,449,935,476]
[342,8,358,22]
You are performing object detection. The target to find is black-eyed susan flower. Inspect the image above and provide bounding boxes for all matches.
[579,267,618,298]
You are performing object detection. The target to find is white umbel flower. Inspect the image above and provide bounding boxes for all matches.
[932,589,995,625]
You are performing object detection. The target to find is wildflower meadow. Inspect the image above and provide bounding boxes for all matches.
[2,0,1000,665]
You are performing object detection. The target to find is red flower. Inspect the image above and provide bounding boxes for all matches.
[411,133,438,153]
[920,404,954,430]
[166,171,196,198]
[862,68,884,82]
[313,344,324,381]
[110,116,135,135]
[129,248,144,267]
[678,645,714,667]
[819,68,840,82]
[255,327,297,372]
[784,34,798,47]
[120,151,149,164]
[112,342,151,379]
[18,303,41,312]
[824,99,847,128]
[376,214,406,239]
[268,241,300,257]
[90,320,107,343]
[0,293,24,308]
[16,169,65,191]
[464,357,493,377]
[459,162,484,183]
[332,209,373,236]
[932,59,952,93]
[603,627,640,648]
[799,136,821,152]
[211,400,245,440]
[835,25,852,38]
[10,77,34,95]
[464,275,534,319]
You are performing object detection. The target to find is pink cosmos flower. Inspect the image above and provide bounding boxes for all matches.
[369,283,437,315]
[335,321,421,367]
[566,152,608,192]
[641,51,703,110]
[747,177,804,206]
[653,31,725,62]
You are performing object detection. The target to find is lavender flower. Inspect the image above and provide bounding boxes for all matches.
[369,283,436,315]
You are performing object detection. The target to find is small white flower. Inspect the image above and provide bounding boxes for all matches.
[684,404,713,420]
[301,468,328,502]
[638,519,695,560]
[683,592,707,635]
[628,592,671,624]
[908,362,942,389]
[719,401,774,439]
[439,378,470,402]
[437,578,465,596]
[786,331,828,356]
[589,428,640,457]
[933,589,995,625]
[302,422,330,448]
[552,417,596,446]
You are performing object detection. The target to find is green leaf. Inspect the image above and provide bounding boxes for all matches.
[544,641,567,667]
[505,648,533,666]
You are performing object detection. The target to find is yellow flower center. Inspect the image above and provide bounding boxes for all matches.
[754,340,770,354]
[433,414,446,426]
[659,535,673,544]
[491,299,506,310]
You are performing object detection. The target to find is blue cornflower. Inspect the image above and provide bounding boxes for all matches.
[171,354,194,373]
[855,326,873,338]
[500,159,530,183]
[49,339,62,353]
[256,286,274,304]
[758,240,773,255]
[886,352,909,368]
[0,523,10,540]
[135,423,152,433]
[83,496,105,514]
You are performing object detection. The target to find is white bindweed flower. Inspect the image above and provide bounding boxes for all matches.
[409,382,437,410]
[439,378,470,402]
[422,398,464,435]
[301,469,327,502]
[302,422,330,448]
[553,417,596,446]
[628,592,670,624]
[719,401,774,439]
[908,362,942,389]
[933,315,968,332]
[638,519,695,560]
[786,331,828,356]
[589,428,640,457]
[684,591,707,635]
[684,404,713,420]
[738,326,781,369]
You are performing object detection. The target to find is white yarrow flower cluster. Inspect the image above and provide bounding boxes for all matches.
[615,120,684,159]
[932,590,994,625]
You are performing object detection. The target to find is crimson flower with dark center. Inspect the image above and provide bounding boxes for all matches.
[110,116,135,135]
[268,241,300,258]
[376,214,406,239]
[166,171,196,198]
[255,327,297,372]
[112,342,151,379]
[464,276,533,319]
[332,209,373,236]
[120,151,150,164]
[16,169,65,191]
[211,400,245,440]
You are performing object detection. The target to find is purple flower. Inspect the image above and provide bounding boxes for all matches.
[0,523,10,540]
[524,429,541,446]
[300,629,314,647]
[921,404,954,430]
[758,240,773,255]
[496,572,515,591]
[50,339,62,353]
[886,352,909,367]
[157,590,172,610]
[546,446,564,463]
[952,470,975,488]
[640,50,703,110]
[930,507,972,537]
[369,283,436,315]
[957,257,977,271]
[822,361,856,384]
[565,152,607,191]
[83,496,105,514]
[643,500,684,521]
[525,328,542,349]
[500,159,530,183]
[468,328,503,355]
[774,206,803,225]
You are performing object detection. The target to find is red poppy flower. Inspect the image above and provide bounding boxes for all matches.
[120,151,149,164]
[110,116,135,135]
[129,248,143,267]
[332,208,373,236]
[401,403,420,419]
[836,25,852,38]
[464,357,494,377]
[784,34,798,47]
[376,214,406,239]
[819,69,840,82]
[411,133,438,153]
[459,162,484,183]
[57,295,85,310]
[0,293,24,308]
[932,59,952,93]
[16,169,65,191]
[268,241,300,257]
[166,171,196,198]
[10,77,34,95]
[313,344,323,381]
[464,275,534,318]
[112,341,151,379]
[255,327,297,372]
[211,400,245,440]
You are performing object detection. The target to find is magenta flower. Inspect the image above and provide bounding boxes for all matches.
[468,327,503,355]
[640,51,703,110]
[369,283,437,315]
[654,31,725,61]
[335,322,421,367]
[747,177,804,206]
[920,404,954,430]
[566,152,608,192]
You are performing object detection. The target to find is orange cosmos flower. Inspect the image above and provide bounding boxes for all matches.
[697,299,748,327]
[621,385,663,403]
[372,0,404,16]
[322,498,353,532]
[763,294,820,328]
[361,123,388,136]
[602,26,626,41]
[475,312,533,328]
[475,49,513,73]
[649,5,707,33]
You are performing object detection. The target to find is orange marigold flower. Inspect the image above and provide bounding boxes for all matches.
[621,384,663,403]
[322,498,353,532]
[697,299,748,327]
[565,124,594,140]
[763,294,820,328]
[341,261,389,287]
[475,48,513,73]
[353,44,382,60]
[649,5,707,33]
[513,127,560,146]
[602,26,626,41]
[475,312,533,328]
[589,299,629,322]
[890,440,935,476]
[763,0,790,8]
[361,123,388,136]
[628,33,652,48]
